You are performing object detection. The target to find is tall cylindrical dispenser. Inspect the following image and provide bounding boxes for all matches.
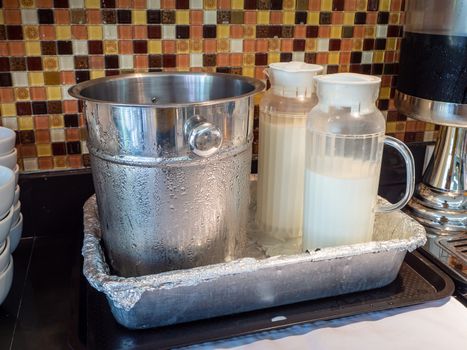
[257,62,323,240]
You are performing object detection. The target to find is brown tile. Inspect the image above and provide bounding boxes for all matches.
[63,100,79,113]
[162,54,176,67]
[66,128,80,141]
[16,102,32,116]
[9,42,25,56]
[54,155,67,168]
[27,57,43,71]
[203,54,216,67]
[4,10,22,25]
[60,71,75,84]
[102,10,117,24]
[256,25,269,38]
[0,88,15,102]
[148,55,162,68]
[101,0,116,8]
[118,25,132,39]
[147,10,161,24]
[117,10,132,24]
[83,154,91,167]
[43,57,58,71]
[282,26,294,38]
[119,40,133,54]
[23,25,39,40]
[19,130,36,144]
[38,156,54,170]
[88,56,104,69]
[161,10,175,24]
[55,9,70,24]
[57,40,73,54]
[66,141,81,154]
[255,53,267,65]
[41,41,57,55]
[6,25,23,39]
[34,116,50,129]
[203,25,216,38]
[32,101,48,114]
[68,155,82,168]
[30,87,46,101]
[19,144,37,157]
[9,57,26,71]
[147,25,161,39]
[133,25,147,39]
[71,9,86,24]
[87,9,102,24]
[44,72,61,85]
[133,0,146,8]
[74,56,89,69]
[133,40,147,53]
[72,26,88,39]
[47,101,62,114]
[88,40,103,54]
[39,25,56,40]
[38,9,54,24]
[35,129,51,143]
[52,142,66,155]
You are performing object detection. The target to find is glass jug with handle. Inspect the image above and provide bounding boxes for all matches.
[257,62,323,240]
[303,73,415,251]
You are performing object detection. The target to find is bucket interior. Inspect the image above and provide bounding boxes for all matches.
[75,74,258,105]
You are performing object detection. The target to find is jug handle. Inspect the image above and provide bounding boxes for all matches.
[262,69,271,90]
[376,136,416,213]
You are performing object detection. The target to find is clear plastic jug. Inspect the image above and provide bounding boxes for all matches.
[257,62,323,240]
[303,73,415,251]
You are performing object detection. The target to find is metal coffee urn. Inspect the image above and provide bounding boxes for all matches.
[395,0,466,234]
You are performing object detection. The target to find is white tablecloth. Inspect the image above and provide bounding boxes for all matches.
[184,297,467,350]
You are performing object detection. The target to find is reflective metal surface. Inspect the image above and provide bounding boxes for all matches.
[396,1,467,235]
[422,231,467,287]
[82,181,427,329]
[405,127,466,233]
[404,0,467,36]
[423,127,466,192]
[69,72,264,107]
[70,73,264,277]
[184,115,223,157]
[395,91,467,128]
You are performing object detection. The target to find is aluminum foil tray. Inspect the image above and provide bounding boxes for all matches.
[82,181,426,329]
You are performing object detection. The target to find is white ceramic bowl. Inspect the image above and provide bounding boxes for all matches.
[0,205,14,243]
[12,201,20,225]
[0,256,13,305]
[0,127,15,156]
[14,164,19,187]
[9,213,23,253]
[0,238,10,274]
[0,148,17,170]
[14,185,20,205]
[0,166,15,219]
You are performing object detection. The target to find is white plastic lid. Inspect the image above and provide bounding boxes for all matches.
[267,62,323,90]
[314,73,381,112]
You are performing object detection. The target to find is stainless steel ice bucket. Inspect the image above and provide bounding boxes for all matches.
[70,73,264,277]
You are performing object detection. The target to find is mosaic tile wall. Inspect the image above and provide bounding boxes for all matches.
[0,0,438,172]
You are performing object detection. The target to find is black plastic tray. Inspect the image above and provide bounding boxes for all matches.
[84,251,454,350]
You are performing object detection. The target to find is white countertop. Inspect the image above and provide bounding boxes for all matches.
[185,297,467,350]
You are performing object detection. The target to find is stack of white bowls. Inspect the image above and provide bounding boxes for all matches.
[0,126,22,304]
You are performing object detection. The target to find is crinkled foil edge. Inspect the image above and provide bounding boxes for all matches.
[82,195,427,311]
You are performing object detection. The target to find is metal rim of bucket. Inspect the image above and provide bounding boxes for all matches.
[68,72,265,108]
